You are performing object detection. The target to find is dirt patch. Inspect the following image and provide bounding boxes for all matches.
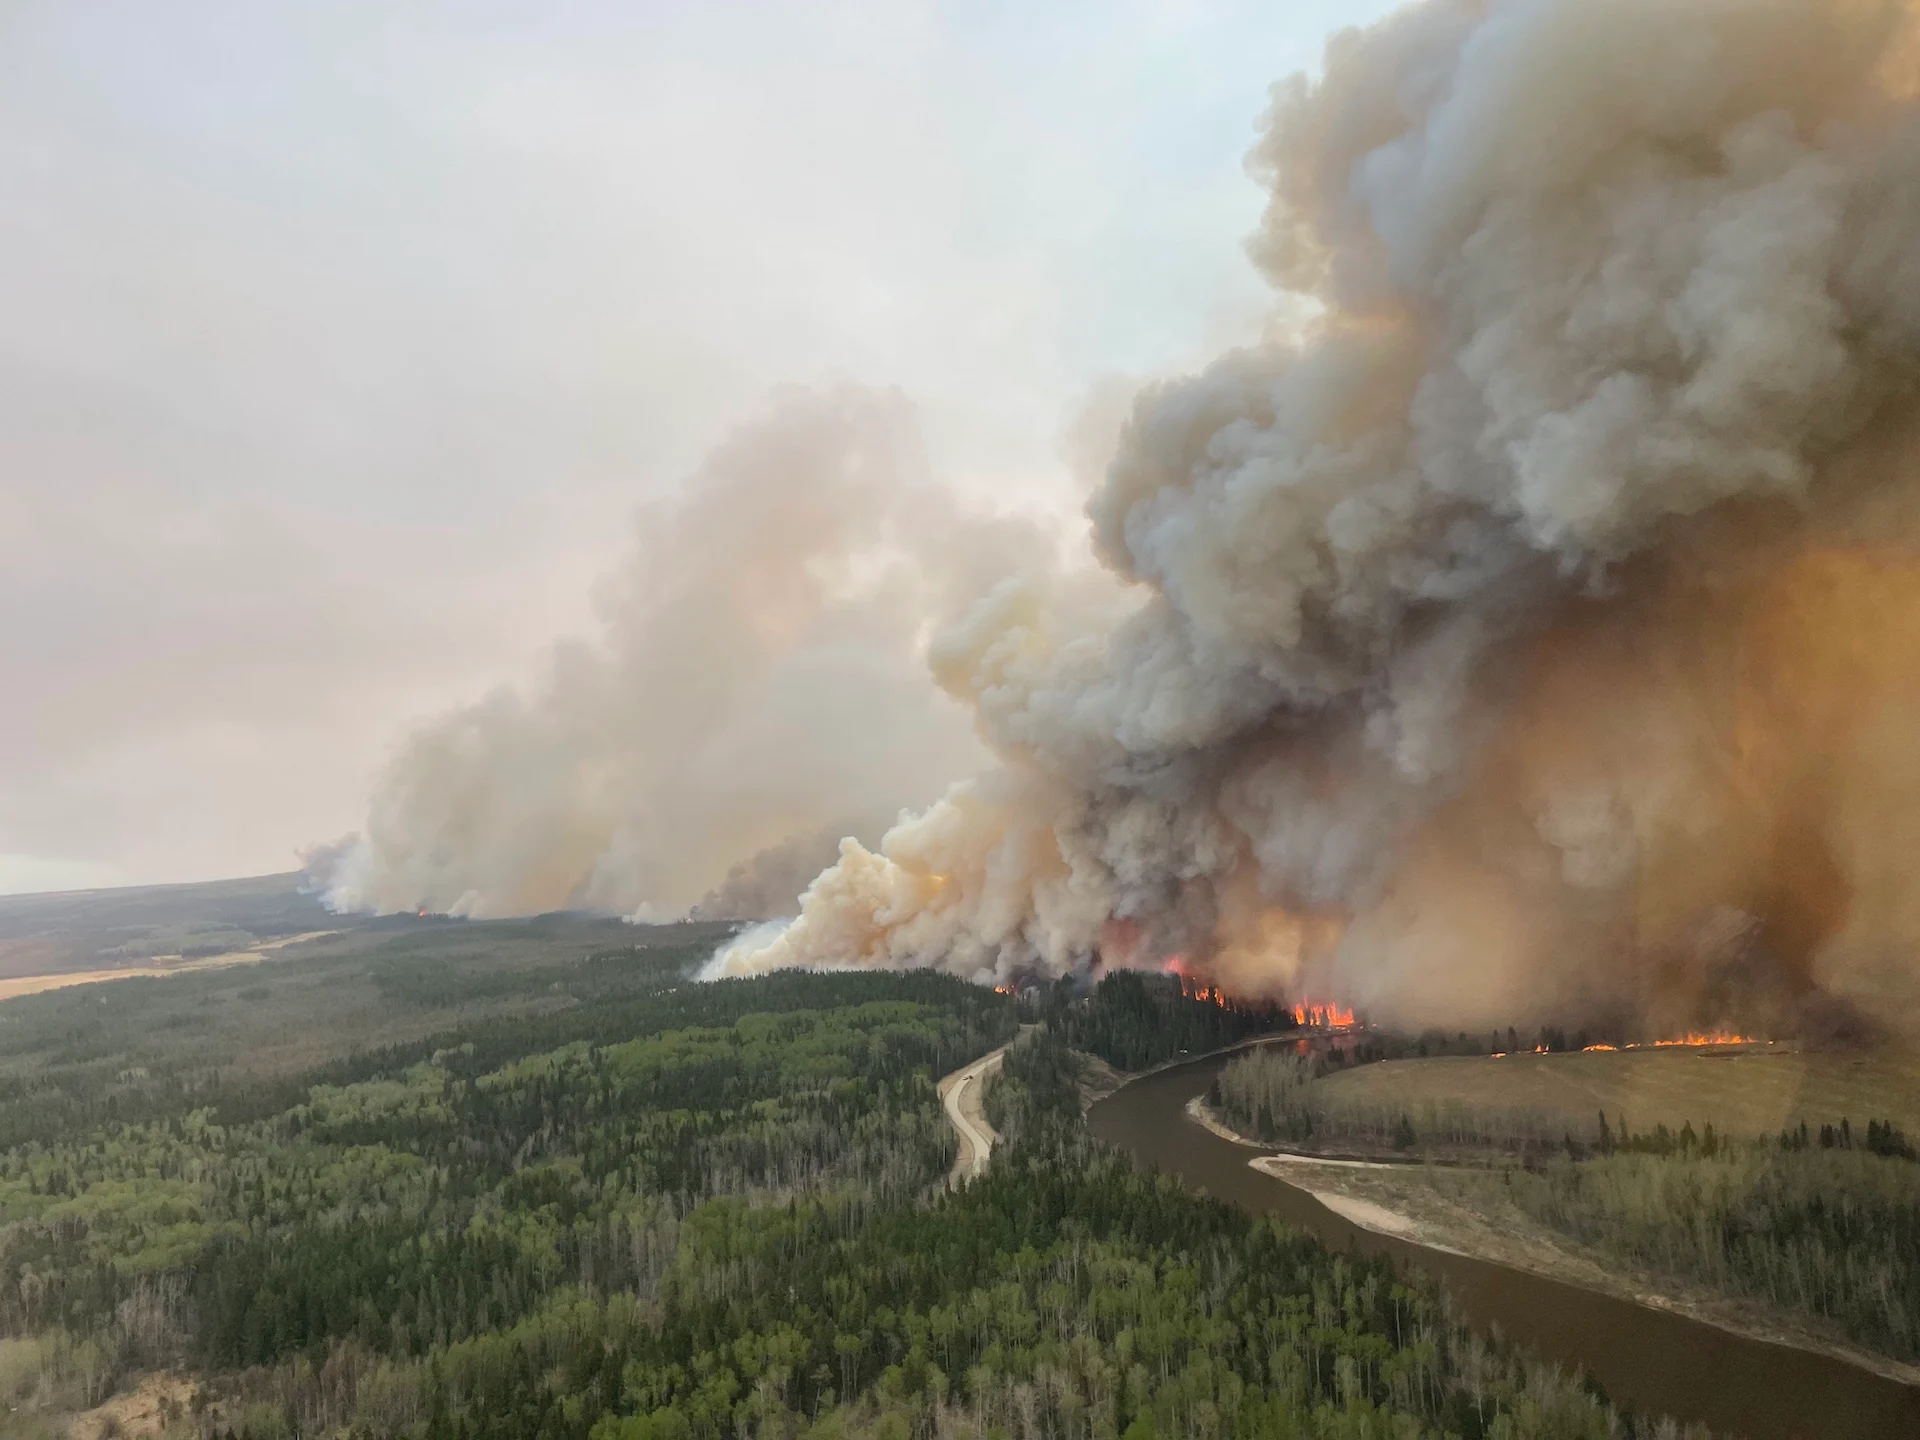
[70,1371,196,1440]
[1284,1160,1920,1387]
[1289,1182,1429,1243]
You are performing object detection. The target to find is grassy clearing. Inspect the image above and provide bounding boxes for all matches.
[1310,1045,1920,1142]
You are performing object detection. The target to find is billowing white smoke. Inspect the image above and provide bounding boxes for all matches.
[715,0,1920,1034]
[320,387,1050,920]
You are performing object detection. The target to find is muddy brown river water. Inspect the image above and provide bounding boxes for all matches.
[1086,1053,1920,1440]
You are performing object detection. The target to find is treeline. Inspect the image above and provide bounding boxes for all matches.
[1215,1045,1588,1157]
[1212,1047,1920,1364]
[1776,1117,1917,1160]
[1043,972,1292,1073]
[1510,1143,1920,1362]
[0,954,1006,1149]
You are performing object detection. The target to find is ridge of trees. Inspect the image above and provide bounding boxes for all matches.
[1041,972,1292,1073]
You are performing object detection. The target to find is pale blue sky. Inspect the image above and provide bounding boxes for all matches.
[0,0,1399,892]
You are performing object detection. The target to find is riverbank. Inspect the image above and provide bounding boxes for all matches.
[1080,1027,1348,1111]
[1190,1095,1920,1390]
[1093,1052,1920,1440]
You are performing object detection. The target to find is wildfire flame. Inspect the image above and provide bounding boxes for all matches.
[1158,956,1240,1009]
[1488,1033,1769,1058]
[1177,975,1230,1008]
[1651,1032,1761,1047]
[1291,1000,1356,1029]
[1160,956,1355,1025]
[1579,1032,1763,1051]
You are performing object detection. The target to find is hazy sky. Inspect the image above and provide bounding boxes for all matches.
[1,0,1395,894]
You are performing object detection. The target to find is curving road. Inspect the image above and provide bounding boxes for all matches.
[937,1046,1007,1185]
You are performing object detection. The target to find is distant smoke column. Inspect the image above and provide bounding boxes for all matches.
[715,0,1920,1034]
[688,822,877,921]
[322,387,1050,921]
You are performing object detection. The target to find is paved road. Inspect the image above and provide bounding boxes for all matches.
[937,1046,1007,1185]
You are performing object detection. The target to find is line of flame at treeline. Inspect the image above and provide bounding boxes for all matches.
[994,962,1766,1052]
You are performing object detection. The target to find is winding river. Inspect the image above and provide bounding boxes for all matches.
[1087,1052,1920,1440]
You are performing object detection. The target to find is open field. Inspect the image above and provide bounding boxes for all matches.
[0,872,339,980]
[1313,1043,1920,1138]
[0,930,339,1002]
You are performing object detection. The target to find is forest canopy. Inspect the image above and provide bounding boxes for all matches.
[0,936,1706,1439]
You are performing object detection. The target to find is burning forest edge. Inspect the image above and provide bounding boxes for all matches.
[318,0,1920,1060]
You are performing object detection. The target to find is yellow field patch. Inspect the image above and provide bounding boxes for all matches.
[0,931,335,1002]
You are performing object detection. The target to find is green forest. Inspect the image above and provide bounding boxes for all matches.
[1215,1044,1920,1364]
[0,942,1712,1440]
[1505,1135,1920,1363]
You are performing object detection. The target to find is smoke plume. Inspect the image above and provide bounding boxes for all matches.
[688,823,869,922]
[714,0,1920,1037]
[319,386,1048,920]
